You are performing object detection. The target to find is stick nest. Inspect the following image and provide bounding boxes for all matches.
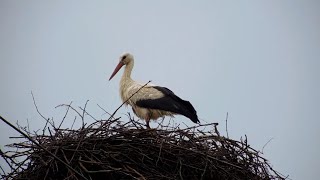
[1,110,286,180]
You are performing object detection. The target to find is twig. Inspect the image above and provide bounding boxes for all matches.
[107,80,151,121]
[42,119,49,136]
[81,100,90,127]
[213,123,220,137]
[31,91,53,127]
[0,165,5,178]
[80,107,97,121]
[0,115,89,180]
[0,101,287,179]
[124,165,146,180]
[97,104,113,118]
[56,104,83,120]
[262,138,274,154]
[225,112,229,138]
[70,116,77,129]
[0,149,14,173]
[156,139,164,166]
[58,101,73,129]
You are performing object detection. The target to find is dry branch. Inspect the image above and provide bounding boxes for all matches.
[0,103,287,180]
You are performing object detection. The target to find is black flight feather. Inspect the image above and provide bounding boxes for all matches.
[136,86,200,123]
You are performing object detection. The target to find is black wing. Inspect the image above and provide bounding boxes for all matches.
[136,86,199,123]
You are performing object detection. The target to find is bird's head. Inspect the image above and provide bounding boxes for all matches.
[119,53,134,65]
[109,53,134,80]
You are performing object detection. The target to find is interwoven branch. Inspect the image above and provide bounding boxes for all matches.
[0,103,287,180]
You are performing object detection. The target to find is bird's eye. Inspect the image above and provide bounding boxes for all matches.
[122,56,127,60]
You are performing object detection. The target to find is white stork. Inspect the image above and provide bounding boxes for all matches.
[109,53,199,128]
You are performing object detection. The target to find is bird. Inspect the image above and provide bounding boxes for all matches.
[109,53,200,128]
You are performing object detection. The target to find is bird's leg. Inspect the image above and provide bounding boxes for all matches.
[146,119,150,129]
[145,111,152,129]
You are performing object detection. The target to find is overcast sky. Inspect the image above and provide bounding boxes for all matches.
[1,1,319,179]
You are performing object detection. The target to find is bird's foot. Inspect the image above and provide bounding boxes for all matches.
[146,121,151,129]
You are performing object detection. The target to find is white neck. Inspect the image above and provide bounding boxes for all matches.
[119,60,135,102]
[123,60,133,78]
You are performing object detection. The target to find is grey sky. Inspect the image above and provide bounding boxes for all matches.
[1,1,319,179]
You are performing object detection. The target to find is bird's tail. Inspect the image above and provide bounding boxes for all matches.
[178,100,200,124]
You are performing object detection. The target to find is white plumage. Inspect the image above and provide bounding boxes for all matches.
[109,53,199,128]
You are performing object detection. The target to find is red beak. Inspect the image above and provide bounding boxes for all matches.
[109,62,124,80]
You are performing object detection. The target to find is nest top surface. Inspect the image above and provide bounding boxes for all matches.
[1,115,286,180]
